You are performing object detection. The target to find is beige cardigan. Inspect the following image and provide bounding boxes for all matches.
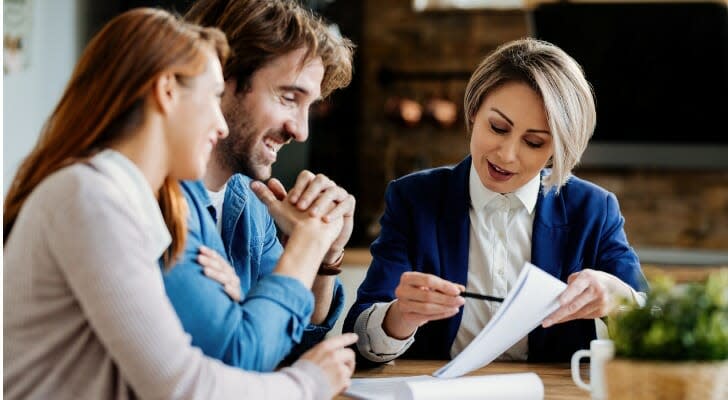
[3,155,331,400]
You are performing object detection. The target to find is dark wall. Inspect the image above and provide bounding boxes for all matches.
[84,0,194,44]
[353,0,728,250]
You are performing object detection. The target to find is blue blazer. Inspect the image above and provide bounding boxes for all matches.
[343,156,647,362]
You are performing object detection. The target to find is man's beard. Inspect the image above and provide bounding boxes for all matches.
[213,118,292,182]
[213,116,267,181]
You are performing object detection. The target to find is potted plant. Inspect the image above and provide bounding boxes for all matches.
[605,271,728,400]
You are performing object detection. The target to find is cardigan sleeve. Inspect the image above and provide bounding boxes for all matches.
[46,177,331,400]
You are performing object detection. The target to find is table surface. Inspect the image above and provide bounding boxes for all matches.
[337,360,589,400]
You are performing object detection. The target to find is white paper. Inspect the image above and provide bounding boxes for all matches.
[345,373,543,400]
[345,376,431,400]
[434,262,566,378]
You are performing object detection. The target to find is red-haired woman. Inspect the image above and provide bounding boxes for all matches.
[4,8,354,400]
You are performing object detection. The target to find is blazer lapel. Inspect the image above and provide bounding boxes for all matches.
[531,181,569,280]
[436,156,472,350]
[529,176,570,360]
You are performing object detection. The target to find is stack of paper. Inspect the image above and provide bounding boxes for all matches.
[345,373,543,400]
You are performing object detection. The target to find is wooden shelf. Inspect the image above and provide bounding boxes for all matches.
[342,248,372,266]
[642,264,726,283]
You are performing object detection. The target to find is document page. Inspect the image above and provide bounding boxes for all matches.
[345,373,543,400]
[434,262,566,378]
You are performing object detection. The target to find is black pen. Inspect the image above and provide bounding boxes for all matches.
[460,291,504,303]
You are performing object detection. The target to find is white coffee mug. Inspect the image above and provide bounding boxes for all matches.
[571,339,615,400]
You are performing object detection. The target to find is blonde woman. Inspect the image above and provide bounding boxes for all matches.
[344,38,647,364]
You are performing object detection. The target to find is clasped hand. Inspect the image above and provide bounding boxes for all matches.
[251,170,355,263]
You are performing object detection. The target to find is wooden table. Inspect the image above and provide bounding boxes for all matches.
[338,360,589,399]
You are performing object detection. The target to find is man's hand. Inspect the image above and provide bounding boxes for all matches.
[270,171,355,264]
[262,176,341,323]
[250,180,342,246]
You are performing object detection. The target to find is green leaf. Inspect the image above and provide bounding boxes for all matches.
[610,271,728,361]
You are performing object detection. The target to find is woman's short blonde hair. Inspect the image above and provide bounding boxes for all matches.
[464,38,596,193]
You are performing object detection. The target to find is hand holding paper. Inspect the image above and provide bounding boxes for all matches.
[543,268,634,327]
[434,262,566,378]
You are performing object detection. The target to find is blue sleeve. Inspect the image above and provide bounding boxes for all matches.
[596,192,649,292]
[163,181,314,372]
[256,198,346,359]
[342,181,413,336]
[285,278,345,361]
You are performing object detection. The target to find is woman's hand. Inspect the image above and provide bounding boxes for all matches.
[299,333,358,396]
[542,269,634,328]
[197,246,241,302]
[383,271,465,339]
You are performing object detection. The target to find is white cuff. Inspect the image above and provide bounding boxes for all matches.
[631,290,647,307]
[599,289,647,338]
[353,301,416,362]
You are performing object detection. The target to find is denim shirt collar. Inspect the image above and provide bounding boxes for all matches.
[220,174,251,256]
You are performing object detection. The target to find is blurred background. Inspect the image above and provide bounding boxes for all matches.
[4,0,728,262]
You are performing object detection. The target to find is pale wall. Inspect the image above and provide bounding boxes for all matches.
[4,0,85,193]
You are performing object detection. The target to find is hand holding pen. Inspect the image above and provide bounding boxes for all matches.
[382,271,466,339]
[382,271,506,340]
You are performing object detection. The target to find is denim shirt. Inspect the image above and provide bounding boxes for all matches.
[162,178,344,372]
[221,175,344,358]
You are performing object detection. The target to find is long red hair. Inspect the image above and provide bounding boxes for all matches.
[3,8,229,266]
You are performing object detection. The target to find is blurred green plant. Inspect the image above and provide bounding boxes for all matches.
[608,270,728,361]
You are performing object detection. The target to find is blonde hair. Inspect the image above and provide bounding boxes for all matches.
[464,38,596,193]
